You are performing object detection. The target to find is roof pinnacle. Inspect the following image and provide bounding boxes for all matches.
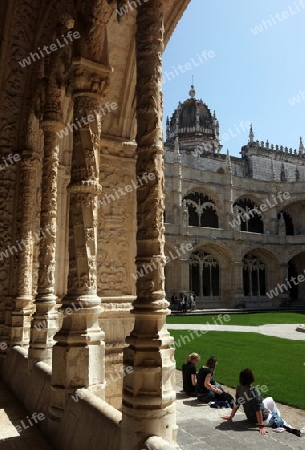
[249,124,254,143]
[299,136,304,154]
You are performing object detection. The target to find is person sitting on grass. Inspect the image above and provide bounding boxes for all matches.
[222,368,302,437]
[196,356,224,403]
[182,353,200,396]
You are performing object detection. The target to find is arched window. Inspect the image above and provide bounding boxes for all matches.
[233,198,264,233]
[190,251,219,298]
[288,252,305,303]
[184,192,218,228]
[243,255,266,296]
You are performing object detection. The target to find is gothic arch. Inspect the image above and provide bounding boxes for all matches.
[287,247,305,261]
[242,246,280,265]
[234,193,263,206]
[185,184,222,210]
[242,247,280,300]
[190,250,220,299]
[288,251,305,303]
[189,243,235,307]
[191,242,235,264]
[242,252,266,297]
[278,200,305,235]
[233,196,264,233]
[183,191,219,228]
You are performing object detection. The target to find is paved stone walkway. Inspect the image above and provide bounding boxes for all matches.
[173,321,305,449]
[176,386,304,450]
[168,323,305,340]
[0,380,54,450]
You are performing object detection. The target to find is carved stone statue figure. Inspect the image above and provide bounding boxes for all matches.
[278,213,286,236]
[182,200,189,228]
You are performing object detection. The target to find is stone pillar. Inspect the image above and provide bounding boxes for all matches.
[234,261,244,308]
[97,138,137,409]
[267,194,279,235]
[10,154,39,348]
[173,140,182,226]
[164,252,181,297]
[223,184,234,230]
[99,297,135,409]
[179,256,190,292]
[28,121,62,367]
[50,59,111,422]
[121,2,177,449]
[190,254,204,301]
[276,263,289,307]
[198,260,204,300]
[55,166,70,299]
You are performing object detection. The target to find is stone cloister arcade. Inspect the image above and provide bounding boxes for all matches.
[166,241,305,310]
[0,1,192,449]
[169,190,305,307]
[181,191,305,236]
[164,172,305,308]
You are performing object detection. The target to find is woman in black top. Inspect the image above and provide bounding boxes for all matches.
[182,353,200,396]
[197,356,223,403]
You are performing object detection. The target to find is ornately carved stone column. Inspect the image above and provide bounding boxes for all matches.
[98,138,137,409]
[50,59,111,422]
[10,153,39,348]
[121,2,177,449]
[28,119,63,367]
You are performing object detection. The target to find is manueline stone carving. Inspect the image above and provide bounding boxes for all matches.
[121,2,177,449]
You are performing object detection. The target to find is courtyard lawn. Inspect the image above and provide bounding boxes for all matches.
[170,330,305,410]
[167,311,305,326]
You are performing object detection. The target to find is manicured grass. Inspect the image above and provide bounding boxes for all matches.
[167,312,305,326]
[170,330,305,409]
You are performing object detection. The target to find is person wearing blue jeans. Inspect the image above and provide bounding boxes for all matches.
[222,368,302,437]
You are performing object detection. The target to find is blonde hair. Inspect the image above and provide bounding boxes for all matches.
[186,352,200,363]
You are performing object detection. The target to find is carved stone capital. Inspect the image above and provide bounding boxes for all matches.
[40,119,65,134]
[70,57,113,98]
[73,96,104,118]
[68,181,102,195]
[39,80,65,123]
[20,157,40,171]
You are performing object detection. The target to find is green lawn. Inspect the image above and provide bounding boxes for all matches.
[167,312,305,326]
[170,330,305,410]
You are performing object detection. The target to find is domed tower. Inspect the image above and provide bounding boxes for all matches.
[165,85,222,153]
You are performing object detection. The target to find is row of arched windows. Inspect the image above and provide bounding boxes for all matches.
[183,192,295,235]
[189,251,300,299]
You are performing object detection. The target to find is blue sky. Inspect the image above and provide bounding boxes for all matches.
[163,0,305,157]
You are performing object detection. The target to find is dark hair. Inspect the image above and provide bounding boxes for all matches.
[239,368,255,385]
[206,356,217,369]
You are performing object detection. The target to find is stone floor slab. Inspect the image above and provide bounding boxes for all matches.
[176,388,305,450]
[0,381,54,450]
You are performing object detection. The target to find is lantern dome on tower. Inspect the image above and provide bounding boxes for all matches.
[165,85,221,153]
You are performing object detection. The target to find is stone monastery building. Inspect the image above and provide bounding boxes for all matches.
[164,85,305,310]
